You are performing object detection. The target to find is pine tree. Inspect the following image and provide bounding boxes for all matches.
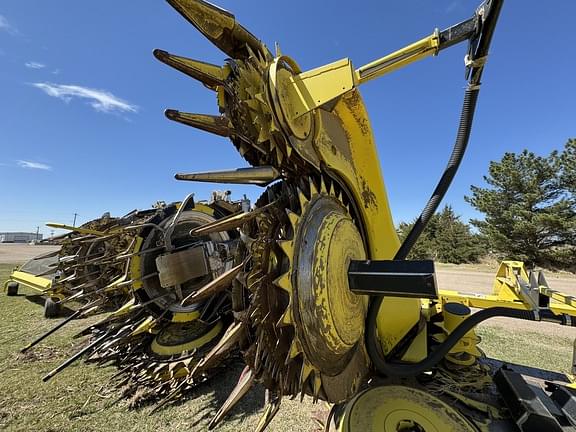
[397,205,483,263]
[466,144,575,268]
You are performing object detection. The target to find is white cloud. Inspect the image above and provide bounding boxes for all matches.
[25,61,46,69]
[31,82,138,114]
[17,160,52,171]
[0,15,17,35]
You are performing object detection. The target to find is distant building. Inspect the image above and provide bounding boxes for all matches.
[0,232,43,243]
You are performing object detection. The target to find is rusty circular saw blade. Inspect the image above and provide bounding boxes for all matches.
[232,176,369,408]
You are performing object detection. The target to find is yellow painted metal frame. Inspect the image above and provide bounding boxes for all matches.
[281,32,440,120]
[269,32,452,356]
[438,261,576,319]
[5,270,59,298]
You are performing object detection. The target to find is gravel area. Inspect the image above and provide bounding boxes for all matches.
[0,243,60,265]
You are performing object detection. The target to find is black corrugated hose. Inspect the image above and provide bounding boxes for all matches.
[366,0,508,377]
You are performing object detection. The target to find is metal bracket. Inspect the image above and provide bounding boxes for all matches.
[348,260,438,298]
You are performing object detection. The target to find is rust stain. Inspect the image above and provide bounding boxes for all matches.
[360,179,377,210]
[342,91,371,137]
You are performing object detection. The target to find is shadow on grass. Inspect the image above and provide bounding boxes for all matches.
[156,361,265,427]
[22,294,76,317]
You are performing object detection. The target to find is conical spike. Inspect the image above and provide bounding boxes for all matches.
[275,41,282,58]
[175,166,281,186]
[255,394,281,432]
[165,110,232,137]
[208,366,254,430]
[153,49,227,88]
[190,211,252,236]
[195,321,246,371]
[190,201,275,236]
[166,0,271,60]
[181,261,244,305]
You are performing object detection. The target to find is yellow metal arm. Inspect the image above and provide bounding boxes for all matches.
[355,32,440,84]
[46,222,113,237]
[277,12,481,121]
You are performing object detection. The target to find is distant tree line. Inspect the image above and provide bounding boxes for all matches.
[398,205,484,264]
[398,139,575,271]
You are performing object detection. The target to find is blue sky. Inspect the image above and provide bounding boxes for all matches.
[1,1,574,236]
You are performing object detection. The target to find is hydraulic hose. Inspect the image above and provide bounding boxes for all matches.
[393,87,480,261]
[365,0,504,377]
[367,87,480,376]
[369,307,536,378]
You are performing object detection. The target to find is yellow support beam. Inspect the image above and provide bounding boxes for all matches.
[9,270,52,293]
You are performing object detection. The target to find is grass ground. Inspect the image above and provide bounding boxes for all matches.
[0,264,318,432]
[1,262,574,431]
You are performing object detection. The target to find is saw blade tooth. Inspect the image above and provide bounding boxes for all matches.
[309,178,319,196]
[257,126,271,144]
[285,209,299,231]
[312,372,322,403]
[276,304,292,327]
[285,339,301,365]
[272,272,292,294]
[299,361,313,392]
[153,49,226,88]
[208,366,254,430]
[166,0,271,61]
[164,109,232,137]
[254,395,281,432]
[276,240,294,262]
[297,187,309,213]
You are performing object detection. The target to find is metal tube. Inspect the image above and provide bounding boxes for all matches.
[21,310,82,353]
[42,331,111,382]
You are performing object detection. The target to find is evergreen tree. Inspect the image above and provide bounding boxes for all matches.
[397,205,483,263]
[466,144,575,268]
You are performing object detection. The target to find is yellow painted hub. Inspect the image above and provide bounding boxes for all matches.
[312,207,366,351]
[293,194,367,375]
[338,385,477,432]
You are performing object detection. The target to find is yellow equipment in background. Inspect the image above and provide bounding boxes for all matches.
[12,193,254,405]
